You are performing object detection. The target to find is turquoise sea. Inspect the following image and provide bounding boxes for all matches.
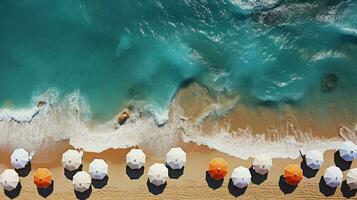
[1,0,357,124]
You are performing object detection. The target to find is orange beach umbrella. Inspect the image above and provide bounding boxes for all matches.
[208,158,228,180]
[34,168,52,188]
[284,164,303,186]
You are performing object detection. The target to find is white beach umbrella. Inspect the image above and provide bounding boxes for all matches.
[252,154,272,175]
[11,148,32,169]
[305,149,324,170]
[231,166,251,189]
[72,171,92,193]
[338,141,357,162]
[126,149,146,170]
[347,168,357,190]
[166,147,186,170]
[148,163,169,186]
[89,159,108,180]
[0,169,19,191]
[323,166,343,188]
[62,149,83,171]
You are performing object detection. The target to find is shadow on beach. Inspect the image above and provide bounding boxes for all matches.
[249,166,268,185]
[319,176,336,197]
[37,180,54,198]
[279,175,297,194]
[146,179,166,195]
[300,159,318,178]
[92,176,109,189]
[64,165,83,180]
[228,179,247,197]
[74,186,92,200]
[15,162,31,177]
[334,151,352,171]
[167,165,184,179]
[126,166,144,180]
[4,182,22,199]
[205,171,223,190]
[341,180,357,198]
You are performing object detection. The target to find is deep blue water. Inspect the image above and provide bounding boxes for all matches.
[1,0,357,122]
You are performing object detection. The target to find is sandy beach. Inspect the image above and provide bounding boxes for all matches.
[0,141,356,199]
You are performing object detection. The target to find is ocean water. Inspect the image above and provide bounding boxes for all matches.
[0,0,357,158]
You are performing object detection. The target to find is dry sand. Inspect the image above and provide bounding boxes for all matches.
[0,142,356,200]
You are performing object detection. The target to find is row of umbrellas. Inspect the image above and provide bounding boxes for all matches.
[0,141,356,196]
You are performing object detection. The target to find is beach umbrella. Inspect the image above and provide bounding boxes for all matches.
[166,147,186,170]
[338,141,357,162]
[347,168,357,190]
[126,149,146,170]
[305,149,324,170]
[0,169,19,191]
[11,148,32,169]
[252,154,272,175]
[72,171,92,193]
[323,166,343,188]
[148,163,169,186]
[34,168,52,188]
[231,166,251,189]
[62,149,83,171]
[208,158,228,180]
[89,159,108,180]
[284,164,303,186]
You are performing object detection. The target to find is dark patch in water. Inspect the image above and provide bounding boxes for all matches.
[321,73,338,93]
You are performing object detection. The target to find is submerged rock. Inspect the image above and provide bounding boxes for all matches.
[37,101,47,108]
[116,109,132,125]
[321,73,338,93]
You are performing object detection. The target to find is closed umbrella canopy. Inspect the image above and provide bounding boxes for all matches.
[284,164,303,186]
[323,166,343,188]
[252,154,272,175]
[231,166,251,189]
[347,168,357,190]
[0,169,19,191]
[126,149,146,170]
[305,150,324,170]
[338,141,357,162]
[208,158,228,180]
[11,148,31,169]
[166,147,186,170]
[34,168,52,188]
[62,150,83,171]
[72,171,91,193]
[148,163,169,186]
[89,159,108,180]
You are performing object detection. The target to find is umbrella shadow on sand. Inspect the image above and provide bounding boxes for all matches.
[205,171,223,190]
[341,180,357,198]
[64,165,83,180]
[126,166,144,180]
[334,151,352,171]
[278,175,297,194]
[166,165,184,179]
[146,179,167,195]
[318,176,337,197]
[249,166,268,185]
[300,159,318,178]
[4,182,22,199]
[15,162,31,177]
[92,176,109,189]
[37,180,54,198]
[74,186,92,200]
[228,179,247,197]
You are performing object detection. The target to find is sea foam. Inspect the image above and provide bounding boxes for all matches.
[0,90,356,160]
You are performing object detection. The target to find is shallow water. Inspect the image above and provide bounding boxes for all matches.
[0,0,357,157]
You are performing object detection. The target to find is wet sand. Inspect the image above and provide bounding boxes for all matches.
[0,142,356,199]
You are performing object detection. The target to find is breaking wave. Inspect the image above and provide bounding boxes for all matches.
[1,90,356,160]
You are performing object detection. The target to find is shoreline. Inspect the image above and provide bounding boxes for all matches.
[0,142,356,199]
